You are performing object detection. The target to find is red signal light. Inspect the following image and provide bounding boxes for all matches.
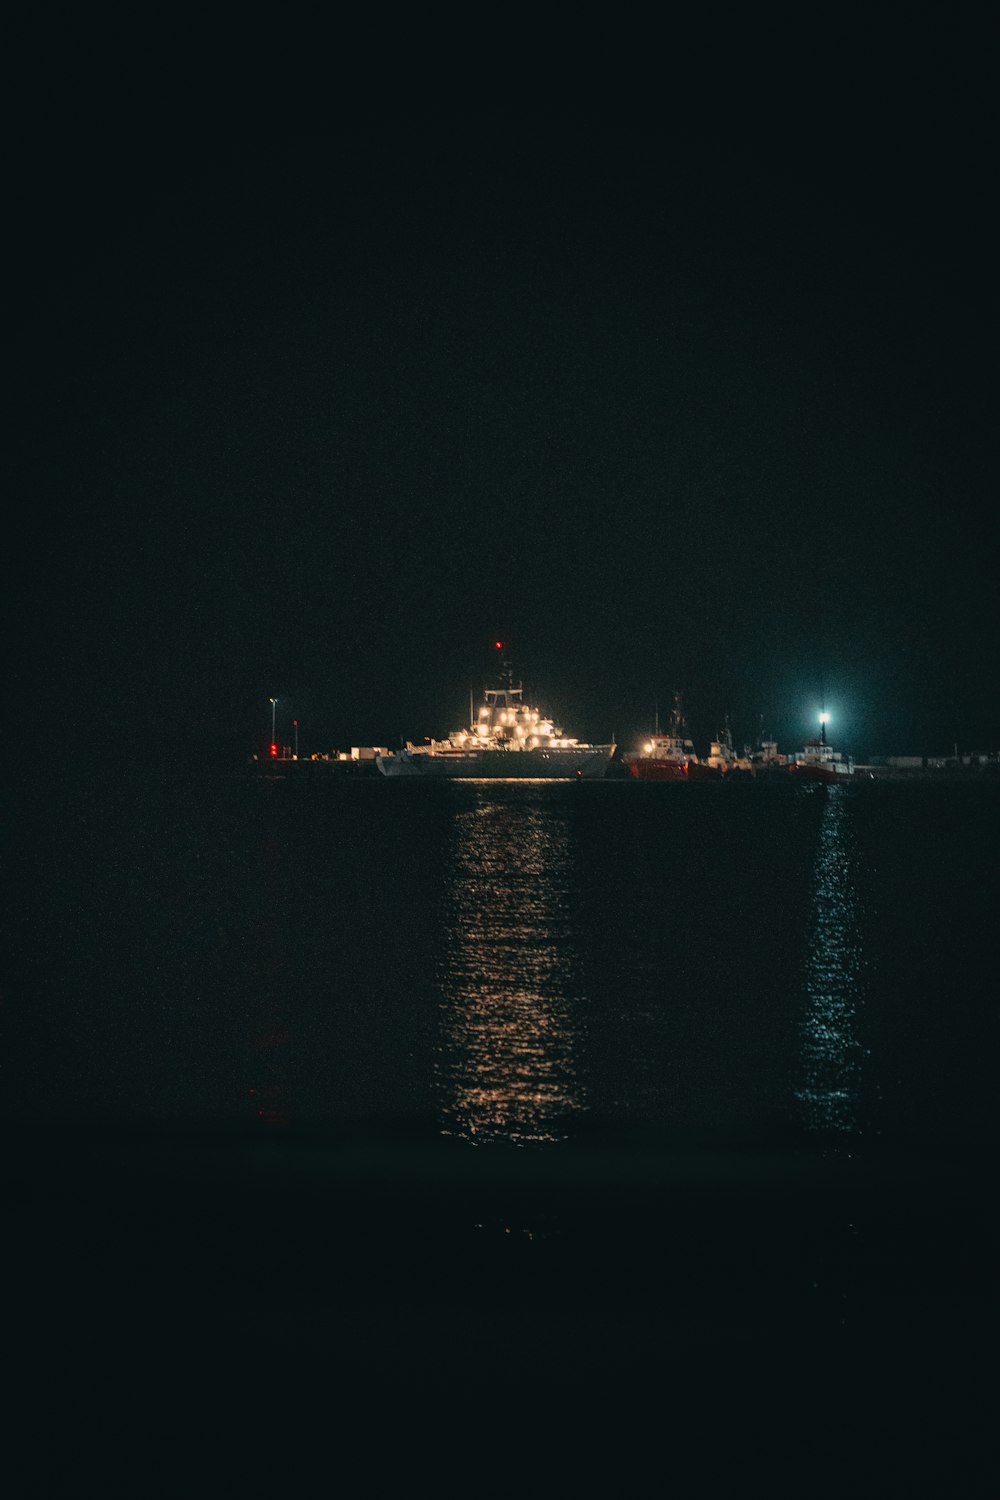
[270,743,277,758]
[494,640,503,650]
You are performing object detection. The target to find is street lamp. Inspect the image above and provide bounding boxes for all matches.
[819,710,830,746]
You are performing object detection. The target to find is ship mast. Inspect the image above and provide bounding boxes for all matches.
[484,640,525,727]
[669,690,685,739]
[495,639,514,693]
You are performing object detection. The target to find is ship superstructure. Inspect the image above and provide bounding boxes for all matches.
[706,717,737,771]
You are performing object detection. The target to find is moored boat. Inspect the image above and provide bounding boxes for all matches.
[624,692,698,781]
[789,714,853,783]
[689,715,737,779]
[739,720,789,777]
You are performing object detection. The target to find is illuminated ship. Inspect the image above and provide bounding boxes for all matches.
[623,692,699,781]
[789,714,854,783]
[375,644,615,779]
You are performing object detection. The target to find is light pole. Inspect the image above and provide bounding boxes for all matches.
[293,719,298,758]
[819,711,830,747]
[269,697,278,756]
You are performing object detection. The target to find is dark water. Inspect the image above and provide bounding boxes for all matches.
[6,776,998,1490]
[11,776,997,1144]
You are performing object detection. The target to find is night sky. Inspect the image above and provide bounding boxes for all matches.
[15,8,997,767]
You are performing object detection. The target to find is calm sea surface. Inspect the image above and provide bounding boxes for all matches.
[6,774,998,1492]
[10,774,998,1147]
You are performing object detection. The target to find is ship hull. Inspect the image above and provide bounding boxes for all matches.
[687,760,725,781]
[788,762,853,784]
[627,758,689,782]
[376,746,614,779]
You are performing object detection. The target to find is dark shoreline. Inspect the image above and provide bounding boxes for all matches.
[247,756,1000,781]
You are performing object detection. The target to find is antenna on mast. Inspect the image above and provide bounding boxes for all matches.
[670,690,685,737]
[494,639,513,690]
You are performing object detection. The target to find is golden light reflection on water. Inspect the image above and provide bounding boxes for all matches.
[797,786,864,1134]
[437,790,586,1145]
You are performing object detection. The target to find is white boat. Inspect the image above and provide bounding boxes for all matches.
[704,718,738,774]
[376,647,614,779]
[691,715,741,778]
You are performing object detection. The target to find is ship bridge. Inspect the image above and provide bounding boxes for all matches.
[483,682,524,711]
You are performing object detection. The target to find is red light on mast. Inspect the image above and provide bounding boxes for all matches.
[270,743,277,758]
[494,640,503,650]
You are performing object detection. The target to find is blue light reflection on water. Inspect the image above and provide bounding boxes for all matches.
[796,786,864,1134]
[436,786,586,1145]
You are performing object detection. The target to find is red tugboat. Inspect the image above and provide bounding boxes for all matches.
[624,692,699,781]
[789,712,854,783]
